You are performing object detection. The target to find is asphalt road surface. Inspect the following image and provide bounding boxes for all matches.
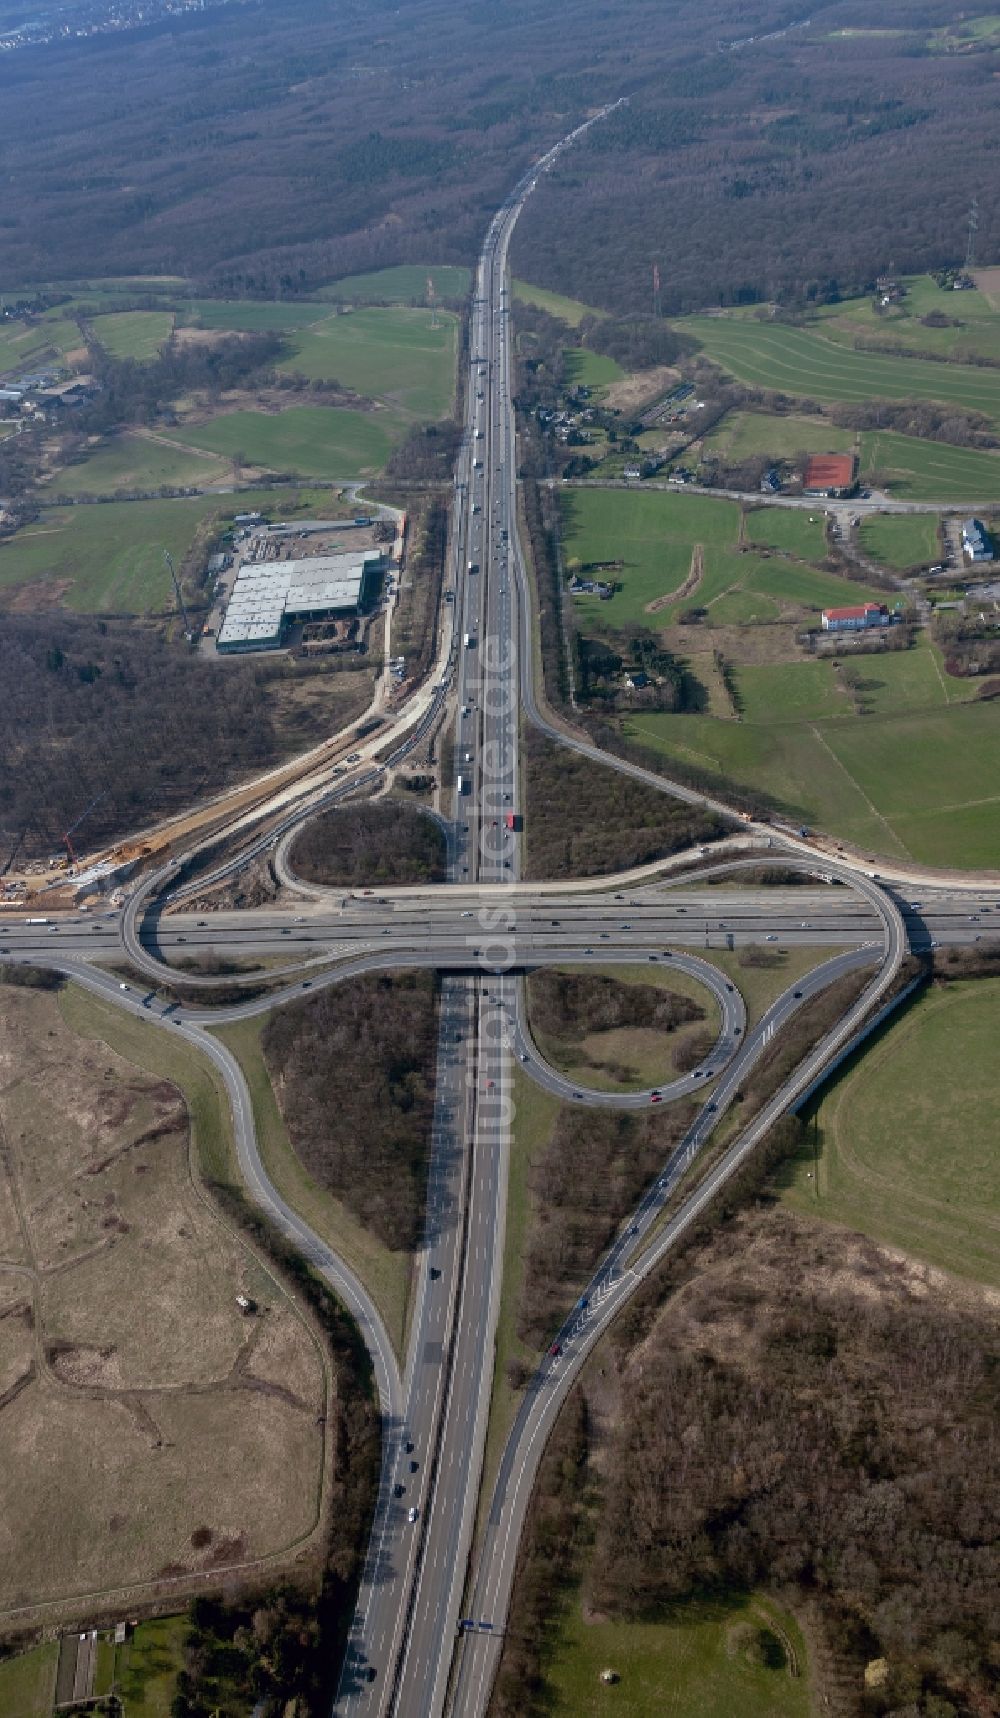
[4,101,993,1718]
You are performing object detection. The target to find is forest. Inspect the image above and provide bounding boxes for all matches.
[262,971,439,1253]
[289,799,446,887]
[495,1197,1000,1718]
[0,614,364,863]
[0,1,996,320]
[515,1101,695,1352]
[522,728,725,880]
[527,968,704,1039]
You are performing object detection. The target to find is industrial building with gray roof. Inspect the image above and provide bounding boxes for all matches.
[217,550,382,652]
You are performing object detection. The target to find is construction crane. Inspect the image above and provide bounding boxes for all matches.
[63,792,107,870]
[162,549,193,640]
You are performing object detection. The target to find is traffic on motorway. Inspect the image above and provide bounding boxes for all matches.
[4,99,997,1718]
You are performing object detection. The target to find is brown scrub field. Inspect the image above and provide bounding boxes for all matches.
[0,985,328,1624]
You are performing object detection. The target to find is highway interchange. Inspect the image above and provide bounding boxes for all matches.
[2,108,998,1718]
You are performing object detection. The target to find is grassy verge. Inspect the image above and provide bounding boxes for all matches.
[0,1640,58,1717]
[694,945,858,1026]
[538,1589,810,1718]
[524,962,721,1092]
[477,1070,560,1522]
[780,977,1000,1287]
[210,1016,412,1359]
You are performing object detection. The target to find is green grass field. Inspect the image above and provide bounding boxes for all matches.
[736,659,850,721]
[815,273,1000,364]
[168,403,407,478]
[701,408,854,463]
[564,346,624,392]
[279,306,458,417]
[91,309,174,360]
[859,428,1000,500]
[562,488,740,627]
[682,312,1000,425]
[114,1616,188,1717]
[0,486,310,612]
[540,1591,809,1718]
[626,670,998,866]
[782,980,1000,1287]
[0,315,83,375]
[513,278,605,327]
[182,297,331,331]
[744,505,830,560]
[0,1640,58,1717]
[319,264,471,304]
[52,431,231,495]
[659,543,884,628]
[858,512,941,569]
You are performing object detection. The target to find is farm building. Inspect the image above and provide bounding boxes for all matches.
[962,518,994,563]
[821,602,889,633]
[217,549,383,653]
[803,453,856,498]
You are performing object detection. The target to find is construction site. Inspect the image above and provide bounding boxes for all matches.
[207,517,394,655]
[1,506,408,909]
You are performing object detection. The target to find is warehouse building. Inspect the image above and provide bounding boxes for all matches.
[821,602,889,633]
[217,550,382,653]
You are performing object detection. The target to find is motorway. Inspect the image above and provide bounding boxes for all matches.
[3,107,998,1718]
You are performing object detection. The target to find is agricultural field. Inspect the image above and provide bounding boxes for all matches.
[858,428,1000,500]
[744,505,830,560]
[539,1592,809,1718]
[90,309,174,361]
[664,544,884,628]
[699,408,854,464]
[681,312,1000,425]
[278,306,459,417]
[858,512,942,570]
[0,315,84,377]
[513,278,605,327]
[0,486,312,611]
[51,431,231,496]
[625,663,997,867]
[561,488,740,629]
[0,984,326,1616]
[814,273,1000,365]
[563,346,624,392]
[735,659,851,722]
[166,403,407,479]
[782,979,1000,1288]
[319,263,471,304]
[181,297,331,332]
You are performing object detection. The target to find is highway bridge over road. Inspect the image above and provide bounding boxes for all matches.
[3,108,998,1718]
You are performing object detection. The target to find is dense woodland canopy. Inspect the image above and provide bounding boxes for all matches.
[262,971,439,1253]
[0,615,357,862]
[0,0,996,316]
[290,799,447,887]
